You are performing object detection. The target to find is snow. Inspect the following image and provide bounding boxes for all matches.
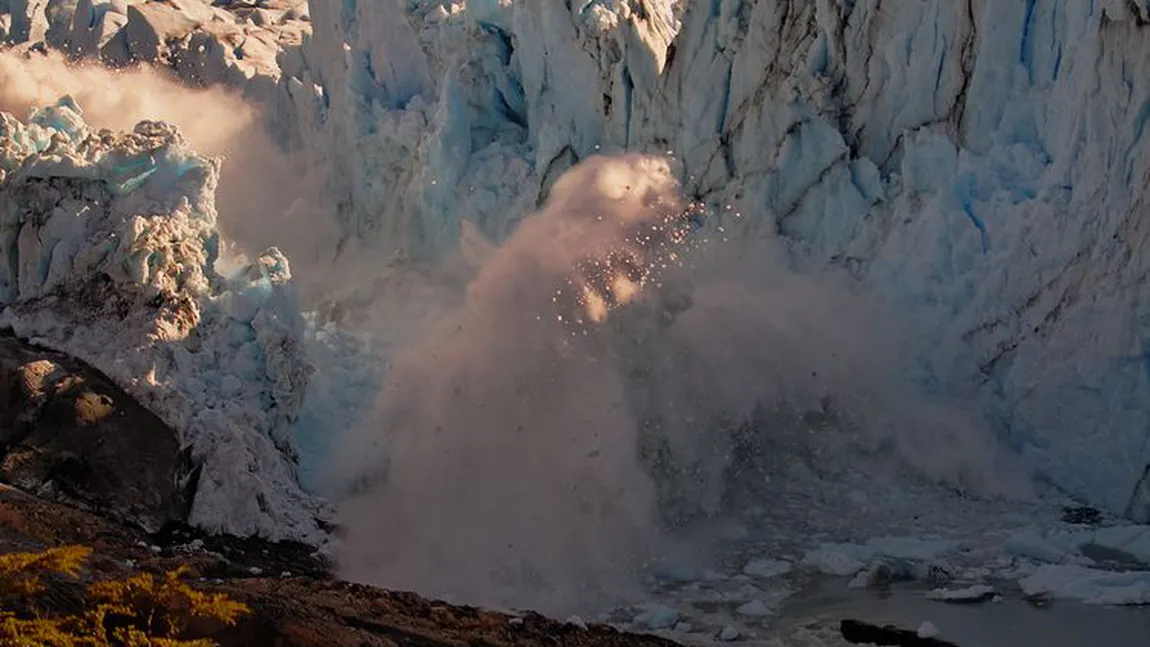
[0,96,329,544]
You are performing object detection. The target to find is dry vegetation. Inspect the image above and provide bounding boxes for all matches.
[0,545,248,647]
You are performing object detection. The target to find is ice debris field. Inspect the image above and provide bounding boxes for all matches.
[4,0,1150,644]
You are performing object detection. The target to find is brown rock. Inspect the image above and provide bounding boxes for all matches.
[0,335,194,533]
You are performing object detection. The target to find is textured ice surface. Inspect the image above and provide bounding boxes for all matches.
[1,0,312,122]
[0,97,330,544]
[260,0,1150,520]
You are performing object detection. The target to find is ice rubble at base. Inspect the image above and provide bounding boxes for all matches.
[265,0,1150,521]
[792,521,1150,606]
[0,96,330,544]
[607,508,1150,638]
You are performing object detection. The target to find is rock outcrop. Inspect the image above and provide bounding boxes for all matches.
[0,334,192,533]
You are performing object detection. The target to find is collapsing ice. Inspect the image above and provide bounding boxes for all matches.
[0,96,330,544]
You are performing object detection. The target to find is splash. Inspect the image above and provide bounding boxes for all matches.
[329,154,1030,616]
[332,155,689,614]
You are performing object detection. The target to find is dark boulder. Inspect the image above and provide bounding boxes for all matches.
[840,619,961,647]
[0,335,194,533]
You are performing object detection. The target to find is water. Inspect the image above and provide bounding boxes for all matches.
[773,577,1150,647]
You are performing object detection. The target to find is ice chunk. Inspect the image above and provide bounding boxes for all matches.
[1082,525,1150,565]
[802,536,960,577]
[734,599,773,618]
[801,545,867,577]
[742,558,793,579]
[632,604,678,630]
[1019,565,1150,605]
[0,97,328,545]
[926,584,996,603]
[123,3,200,61]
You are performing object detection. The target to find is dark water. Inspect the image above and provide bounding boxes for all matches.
[776,578,1150,647]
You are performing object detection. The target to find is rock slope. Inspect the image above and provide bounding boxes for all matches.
[0,483,681,647]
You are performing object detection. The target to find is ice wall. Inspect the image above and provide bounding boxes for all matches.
[279,0,1150,520]
[0,97,330,543]
[5,0,1148,520]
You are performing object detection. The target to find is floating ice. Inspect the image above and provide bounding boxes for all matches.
[1019,565,1150,605]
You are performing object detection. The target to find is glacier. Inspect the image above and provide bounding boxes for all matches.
[0,96,330,544]
[2,0,1150,554]
[260,0,1150,522]
[4,0,1150,632]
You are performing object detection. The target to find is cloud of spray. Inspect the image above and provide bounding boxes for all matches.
[332,155,686,614]
[0,47,331,274]
[329,154,1032,617]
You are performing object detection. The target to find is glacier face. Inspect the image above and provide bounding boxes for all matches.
[276,0,1150,519]
[3,0,1149,528]
[0,97,330,543]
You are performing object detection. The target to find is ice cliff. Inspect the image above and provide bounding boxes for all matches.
[0,96,329,543]
[278,0,1150,521]
[5,0,1150,524]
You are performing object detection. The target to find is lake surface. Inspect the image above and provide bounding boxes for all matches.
[770,578,1150,647]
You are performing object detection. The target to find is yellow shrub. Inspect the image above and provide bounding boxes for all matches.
[0,545,92,600]
[0,546,249,647]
